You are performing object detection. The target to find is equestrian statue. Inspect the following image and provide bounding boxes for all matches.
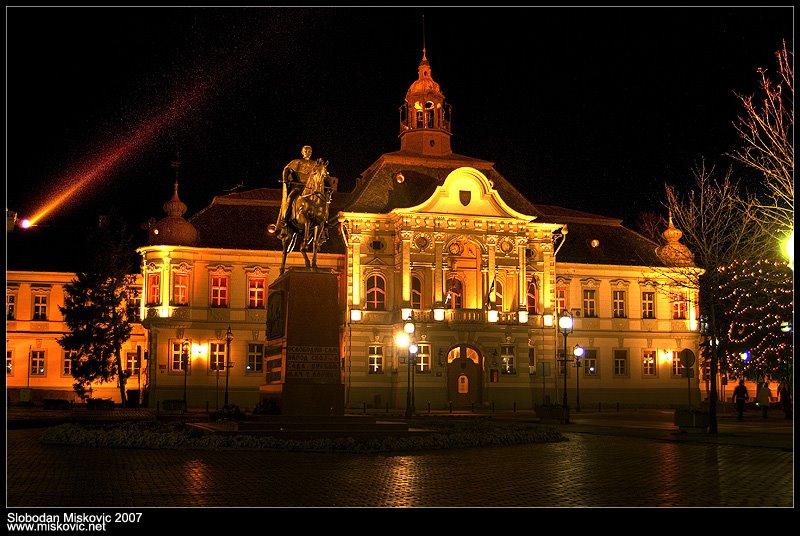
[273,145,335,274]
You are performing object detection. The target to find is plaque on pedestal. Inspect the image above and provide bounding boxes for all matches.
[261,269,344,415]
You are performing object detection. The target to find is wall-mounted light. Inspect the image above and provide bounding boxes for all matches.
[403,317,415,334]
[518,310,529,324]
[401,307,412,320]
[487,309,499,323]
[543,313,554,327]
[433,303,445,322]
[350,308,362,322]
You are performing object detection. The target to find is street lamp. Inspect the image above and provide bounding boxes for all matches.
[558,310,574,421]
[224,326,233,407]
[181,339,190,408]
[573,344,585,412]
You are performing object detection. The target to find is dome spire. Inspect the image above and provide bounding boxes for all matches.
[656,212,694,266]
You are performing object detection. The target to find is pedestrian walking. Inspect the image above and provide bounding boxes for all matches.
[777,379,792,420]
[733,379,749,421]
[756,381,771,419]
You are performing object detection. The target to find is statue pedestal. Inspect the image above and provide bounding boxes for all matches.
[261,269,344,416]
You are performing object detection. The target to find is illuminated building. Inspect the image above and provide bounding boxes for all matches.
[7,49,704,409]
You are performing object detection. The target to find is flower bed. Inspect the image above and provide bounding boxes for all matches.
[39,419,566,453]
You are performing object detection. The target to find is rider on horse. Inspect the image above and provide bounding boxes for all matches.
[276,145,325,238]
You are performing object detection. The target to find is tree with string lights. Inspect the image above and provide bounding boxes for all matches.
[717,259,793,382]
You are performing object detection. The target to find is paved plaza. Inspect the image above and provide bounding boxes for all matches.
[6,408,793,513]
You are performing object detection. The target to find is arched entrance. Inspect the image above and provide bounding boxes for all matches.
[446,345,483,407]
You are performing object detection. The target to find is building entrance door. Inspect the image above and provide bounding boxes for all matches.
[446,345,483,407]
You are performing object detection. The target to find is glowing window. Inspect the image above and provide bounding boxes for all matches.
[249,277,266,309]
[555,287,567,314]
[672,292,687,319]
[582,289,596,318]
[416,343,431,373]
[583,349,598,376]
[446,278,463,309]
[6,290,16,320]
[172,273,190,306]
[526,279,538,314]
[211,275,229,307]
[171,342,190,373]
[126,351,141,375]
[495,280,504,311]
[500,344,515,374]
[368,344,383,374]
[146,273,160,306]
[209,342,225,372]
[365,274,386,311]
[642,350,657,376]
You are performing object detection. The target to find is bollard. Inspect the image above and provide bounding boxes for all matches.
[427,402,431,414]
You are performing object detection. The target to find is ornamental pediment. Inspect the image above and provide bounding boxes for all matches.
[393,167,536,221]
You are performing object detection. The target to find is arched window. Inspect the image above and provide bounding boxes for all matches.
[365,273,386,310]
[446,278,463,309]
[411,275,422,310]
[494,280,504,311]
[526,278,538,314]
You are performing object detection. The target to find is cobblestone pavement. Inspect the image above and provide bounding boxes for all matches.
[5,409,794,510]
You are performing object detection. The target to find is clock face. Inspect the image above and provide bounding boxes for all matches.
[448,242,462,255]
[266,291,285,340]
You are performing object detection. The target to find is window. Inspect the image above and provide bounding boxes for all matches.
[582,289,596,318]
[583,349,598,376]
[613,349,628,376]
[211,275,229,307]
[147,273,161,305]
[446,278,463,309]
[209,343,225,372]
[672,292,687,319]
[555,286,567,314]
[368,344,383,374]
[411,276,422,310]
[613,290,626,318]
[63,350,79,376]
[33,294,48,320]
[528,348,537,375]
[365,274,386,311]
[171,342,190,373]
[642,350,657,376]
[249,277,266,309]
[671,352,686,376]
[127,289,141,323]
[173,272,190,305]
[416,343,431,373]
[6,290,16,320]
[494,280,503,310]
[500,344,515,374]
[7,349,13,376]
[526,279,538,314]
[30,350,46,375]
[246,343,263,373]
[126,351,141,375]
[642,291,655,319]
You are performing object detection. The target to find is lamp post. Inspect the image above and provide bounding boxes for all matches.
[573,344,585,412]
[409,341,418,414]
[558,310,574,420]
[181,339,190,408]
[401,315,416,419]
[224,326,233,407]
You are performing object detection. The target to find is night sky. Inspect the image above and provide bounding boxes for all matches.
[5,6,794,238]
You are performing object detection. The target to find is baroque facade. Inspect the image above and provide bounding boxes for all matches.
[7,49,705,410]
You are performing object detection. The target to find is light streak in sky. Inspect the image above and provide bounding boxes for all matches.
[24,80,210,227]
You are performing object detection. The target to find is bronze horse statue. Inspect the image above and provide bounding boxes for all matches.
[277,160,333,274]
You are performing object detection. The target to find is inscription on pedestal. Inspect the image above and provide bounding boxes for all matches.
[286,346,340,381]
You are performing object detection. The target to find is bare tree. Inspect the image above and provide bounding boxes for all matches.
[730,40,794,244]
[635,210,667,244]
[663,161,772,433]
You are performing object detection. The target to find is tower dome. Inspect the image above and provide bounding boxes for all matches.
[148,180,199,246]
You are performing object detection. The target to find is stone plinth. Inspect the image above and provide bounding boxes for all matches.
[261,269,344,416]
